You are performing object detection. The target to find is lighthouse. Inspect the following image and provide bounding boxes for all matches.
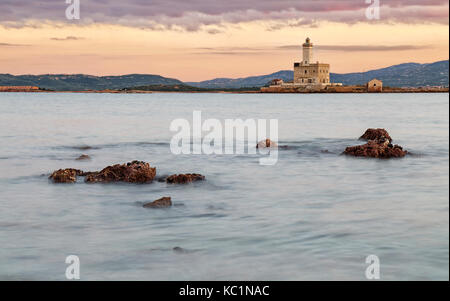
[262,37,342,92]
[302,37,313,65]
[293,37,330,86]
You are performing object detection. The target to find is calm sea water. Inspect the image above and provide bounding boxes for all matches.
[0,92,448,280]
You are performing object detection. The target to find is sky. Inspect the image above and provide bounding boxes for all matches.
[0,0,448,81]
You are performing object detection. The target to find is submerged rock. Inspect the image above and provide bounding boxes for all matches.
[75,154,91,161]
[166,173,205,184]
[256,139,278,149]
[143,197,172,208]
[359,128,392,143]
[343,138,407,159]
[85,161,156,183]
[173,247,188,254]
[49,168,84,183]
[73,145,94,150]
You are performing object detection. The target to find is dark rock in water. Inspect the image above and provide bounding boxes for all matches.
[74,145,94,150]
[75,154,91,161]
[343,138,407,159]
[359,128,392,143]
[256,138,278,149]
[49,168,84,183]
[143,197,172,208]
[173,247,188,254]
[345,128,407,158]
[166,173,205,184]
[84,161,156,183]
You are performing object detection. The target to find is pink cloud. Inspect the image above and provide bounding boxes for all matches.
[0,0,448,30]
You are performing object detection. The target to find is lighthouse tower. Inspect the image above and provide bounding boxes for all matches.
[302,37,313,65]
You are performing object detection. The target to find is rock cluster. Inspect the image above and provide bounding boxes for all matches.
[344,129,407,159]
[49,160,206,187]
[49,161,156,184]
[48,161,207,212]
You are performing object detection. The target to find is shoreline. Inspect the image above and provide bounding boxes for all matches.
[0,88,448,94]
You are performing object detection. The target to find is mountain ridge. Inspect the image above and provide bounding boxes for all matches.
[188,60,449,89]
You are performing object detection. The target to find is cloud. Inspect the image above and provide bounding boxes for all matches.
[50,36,84,41]
[190,46,266,56]
[193,51,264,56]
[192,44,435,56]
[0,0,448,31]
[266,19,320,31]
[0,42,30,46]
[206,28,223,35]
[279,45,433,51]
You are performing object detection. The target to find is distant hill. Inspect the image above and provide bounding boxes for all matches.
[331,60,449,87]
[188,60,449,89]
[0,74,182,91]
[186,70,293,89]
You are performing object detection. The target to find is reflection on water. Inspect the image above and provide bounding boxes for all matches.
[0,92,448,280]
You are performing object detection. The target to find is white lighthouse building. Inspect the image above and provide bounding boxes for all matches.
[293,38,330,86]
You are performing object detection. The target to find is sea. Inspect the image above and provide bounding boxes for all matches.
[0,92,448,280]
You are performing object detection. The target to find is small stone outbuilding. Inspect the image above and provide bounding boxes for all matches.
[367,79,383,92]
